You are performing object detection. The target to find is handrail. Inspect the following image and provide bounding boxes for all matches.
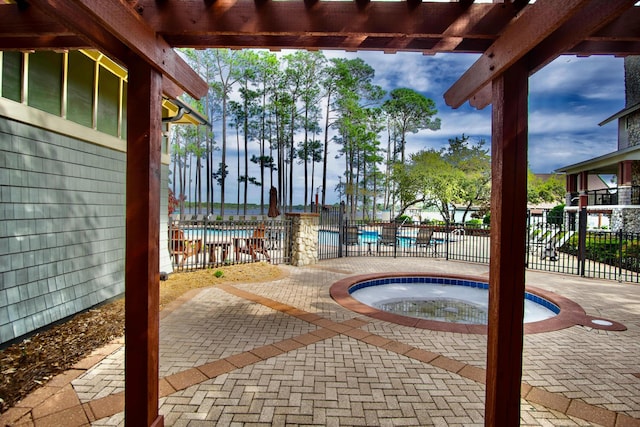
[571,185,640,206]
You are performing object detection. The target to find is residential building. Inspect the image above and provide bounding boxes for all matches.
[557,57,640,232]
[0,50,204,344]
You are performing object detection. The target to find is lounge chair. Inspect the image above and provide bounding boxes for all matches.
[378,225,397,252]
[345,225,359,245]
[236,225,271,262]
[169,228,202,267]
[415,227,438,255]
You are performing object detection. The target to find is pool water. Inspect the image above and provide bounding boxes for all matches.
[349,279,558,324]
[319,230,445,247]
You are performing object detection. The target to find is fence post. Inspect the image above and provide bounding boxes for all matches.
[393,223,398,258]
[445,221,450,261]
[618,229,624,282]
[338,201,344,258]
[525,211,530,268]
[578,208,587,276]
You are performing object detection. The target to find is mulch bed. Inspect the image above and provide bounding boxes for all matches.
[0,263,284,413]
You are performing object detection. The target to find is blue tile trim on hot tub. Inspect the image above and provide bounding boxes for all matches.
[348,276,560,314]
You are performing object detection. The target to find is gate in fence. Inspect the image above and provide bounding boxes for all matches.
[318,205,342,260]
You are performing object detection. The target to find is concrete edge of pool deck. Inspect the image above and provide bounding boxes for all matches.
[330,272,627,334]
[2,259,639,426]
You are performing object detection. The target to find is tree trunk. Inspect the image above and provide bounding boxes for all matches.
[220,96,227,217]
[289,103,295,212]
[236,124,240,215]
[322,92,331,207]
[303,107,309,211]
[243,82,249,216]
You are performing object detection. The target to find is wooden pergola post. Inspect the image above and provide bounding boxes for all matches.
[485,58,529,426]
[124,55,164,427]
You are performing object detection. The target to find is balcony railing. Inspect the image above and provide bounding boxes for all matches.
[570,186,640,207]
[588,188,618,206]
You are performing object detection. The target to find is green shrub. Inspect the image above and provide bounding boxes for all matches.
[214,270,224,278]
[483,213,490,225]
[561,233,640,273]
[547,204,564,226]
[465,219,482,228]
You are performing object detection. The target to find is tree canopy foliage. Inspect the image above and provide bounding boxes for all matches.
[172,49,450,219]
[393,135,490,223]
[527,170,566,204]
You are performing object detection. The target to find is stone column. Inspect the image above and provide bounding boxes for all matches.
[611,207,640,233]
[286,213,319,266]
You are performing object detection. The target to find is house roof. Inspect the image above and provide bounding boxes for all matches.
[555,143,640,175]
[599,101,640,126]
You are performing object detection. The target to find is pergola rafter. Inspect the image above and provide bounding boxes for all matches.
[1,1,639,426]
[2,2,640,56]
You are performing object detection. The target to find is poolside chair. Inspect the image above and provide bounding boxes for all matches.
[378,225,397,252]
[265,227,280,250]
[169,228,202,267]
[345,225,359,246]
[415,227,438,255]
[237,224,271,262]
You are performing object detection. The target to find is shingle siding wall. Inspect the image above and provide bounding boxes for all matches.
[0,117,172,344]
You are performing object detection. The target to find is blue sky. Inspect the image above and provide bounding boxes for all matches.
[200,51,626,207]
[330,51,625,171]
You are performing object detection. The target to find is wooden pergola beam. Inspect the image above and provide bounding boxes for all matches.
[3,3,639,54]
[125,55,163,427]
[444,0,591,109]
[527,0,636,75]
[23,0,207,99]
[0,36,89,51]
[486,58,529,425]
[466,0,635,110]
[137,0,512,42]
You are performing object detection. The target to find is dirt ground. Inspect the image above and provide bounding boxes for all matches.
[0,262,285,414]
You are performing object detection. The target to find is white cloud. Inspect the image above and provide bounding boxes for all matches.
[530,56,625,102]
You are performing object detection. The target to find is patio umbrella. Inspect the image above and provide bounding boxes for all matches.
[268,186,280,218]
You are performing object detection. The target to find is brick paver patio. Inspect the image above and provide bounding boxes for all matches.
[2,258,640,426]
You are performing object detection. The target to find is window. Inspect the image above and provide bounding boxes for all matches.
[1,51,22,102]
[27,51,63,115]
[67,51,95,127]
[97,66,120,136]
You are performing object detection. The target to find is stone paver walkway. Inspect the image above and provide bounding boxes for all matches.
[2,258,640,426]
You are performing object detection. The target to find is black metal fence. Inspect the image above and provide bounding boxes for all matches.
[526,210,640,282]
[168,217,292,270]
[318,207,640,283]
[319,220,488,261]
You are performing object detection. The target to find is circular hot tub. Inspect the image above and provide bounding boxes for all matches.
[330,273,625,334]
